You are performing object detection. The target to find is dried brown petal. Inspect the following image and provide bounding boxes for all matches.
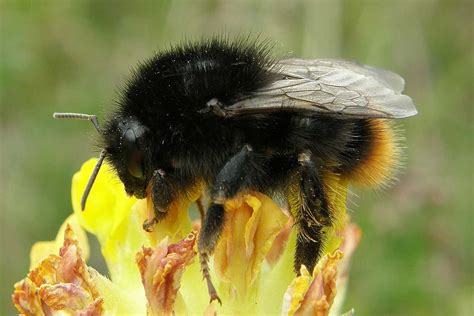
[294,251,342,316]
[12,225,104,315]
[136,231,197,315]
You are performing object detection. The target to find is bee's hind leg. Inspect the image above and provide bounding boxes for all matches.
[294,151,333,274]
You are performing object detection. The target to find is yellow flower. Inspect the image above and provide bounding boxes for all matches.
[13,159,360,315]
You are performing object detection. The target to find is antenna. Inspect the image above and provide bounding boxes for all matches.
[53,112,106,210]
[81,149,107,210]
[53,112,101,133]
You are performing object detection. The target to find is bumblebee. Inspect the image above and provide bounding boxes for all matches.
[54,37,417,303]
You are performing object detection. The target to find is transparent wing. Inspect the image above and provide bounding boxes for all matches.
[225,58,417,119]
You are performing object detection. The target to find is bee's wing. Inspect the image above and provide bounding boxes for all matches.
[226,58,417,119]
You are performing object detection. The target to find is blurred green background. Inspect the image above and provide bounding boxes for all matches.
[1,0,472,315]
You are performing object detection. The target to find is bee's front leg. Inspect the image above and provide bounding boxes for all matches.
[141,169,168,231]
[143,168,193,232]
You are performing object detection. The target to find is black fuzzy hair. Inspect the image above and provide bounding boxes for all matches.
[115,36,276,127]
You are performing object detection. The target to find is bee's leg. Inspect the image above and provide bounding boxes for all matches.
[198,203,225,304]
[294,152,332,274]
[142,169,170,231]
[210,144,264,203]
[198,144,279,303]
[142,217,160,232]
[144,168,194,232]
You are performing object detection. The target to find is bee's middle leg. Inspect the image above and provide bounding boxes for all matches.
[198,144,278,303]
[198,203,225,304]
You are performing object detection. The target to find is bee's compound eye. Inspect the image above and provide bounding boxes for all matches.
[123,128,145,179]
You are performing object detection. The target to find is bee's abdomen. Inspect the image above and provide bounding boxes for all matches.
[338,119,401,187]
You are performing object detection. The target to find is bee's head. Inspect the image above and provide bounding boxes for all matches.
[101,115,151,199]
[53,112,152,210]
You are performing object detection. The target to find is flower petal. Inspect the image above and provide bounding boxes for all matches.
[38,283,97,311]
[12,225,104,315]
[281,224,361,316]
[136,231,197,315]
[214,193,289,312]
[329,224,362,315]
[266,219,293,267]
[281,265,313,315]
[294,251,343,316]
[30,214,89,269]
[12,277,44,315]
[89,268,147,314]
[281,251,342,316]
[72,158,137,240]
[257,230,298,314]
